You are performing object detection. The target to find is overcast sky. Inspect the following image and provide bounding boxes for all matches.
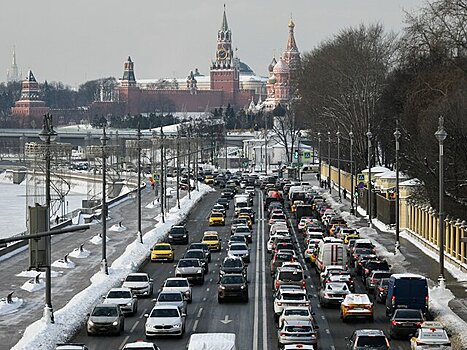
[0,0,425,87]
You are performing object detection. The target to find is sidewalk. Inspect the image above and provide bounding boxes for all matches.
[303,174,467,346]
[0,181,184,349]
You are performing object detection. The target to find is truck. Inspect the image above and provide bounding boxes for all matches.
[316,241,347,272]
[187,333,237,350]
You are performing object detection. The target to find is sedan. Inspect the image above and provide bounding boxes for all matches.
[144,305,186,338]
[188,242,211,262]
[175,258,204,285]
[227,242,250,263]
[373,278,389,304]
[183,249,209,274]
[277,320,318,349]
[340,294,374,322]
[389,309,425,339]
[103,287,137,315]
[218,274,248,302]
[86,303,124,336]
[319,282,350,307]
[410,321,452,349]
[233,225,252,243]
[161,277,192,303]
[154,291,187,314]
[121,273,153,297]
[278,306,318,329]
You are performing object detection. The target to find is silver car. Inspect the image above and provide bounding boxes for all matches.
[318,281,350,307]
[277,320,318,348]
[103,287,138,315]
[121,273,153,297]
[86,303,124,336]
[154,291,187,314]
[227,242,250,263]
[161,277,192,303]
[175,258,204,285]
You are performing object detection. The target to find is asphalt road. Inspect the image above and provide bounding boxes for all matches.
[73,184,412,350]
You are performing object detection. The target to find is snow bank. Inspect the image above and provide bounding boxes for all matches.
[109,223,127,232]
[21,278,45,293]
[11,183,214,350]
[0,298,23,315]
[69,247,91,259]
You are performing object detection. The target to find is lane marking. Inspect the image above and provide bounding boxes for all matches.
[118,335,130,350]
[252,188,261,350]
[326,329,330,334]
[197,307,203,318]
[260,190,268,350]
[139,308,148,319]
[130,320,139,333]
[193,319,199,332]
[203,297,207,301]
[206,288,210,292]
[209,278,213,282]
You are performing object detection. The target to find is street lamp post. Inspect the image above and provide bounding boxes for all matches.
[297,131,302,181]
[38,113,57,323]
[100,127,109,274]
[160,126,165,223]
[367,128,373,227]
[317,132,321,185]
[349,130,354,214]
[328,131,331,193]
[136,125,143,244]
[394,125,401,254]
[435,116,448,287]
[176,127,181,209]
[337,129,341,201]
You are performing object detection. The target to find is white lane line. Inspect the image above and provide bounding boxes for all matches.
[118,335,130,350]
[261,190,268,350]
[193,319,199,332]
[325,329,331,334]
[252,189,261,350]
[130,320,140,333]
[203,297,207,301]
[197,307,203,318]
[210,278,213,282]
[139,308,148,319]
[206,288,210,292]
[331,346,336,350]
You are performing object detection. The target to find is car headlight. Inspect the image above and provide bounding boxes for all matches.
[112,320,118,326]
[184,290,191,296]
[183,234,187,237]
[197,269,202,274]
[219,286,225,290]
[168,234,173,238]
[219,270,225,276]
[88,320,94,326]
[241,285,245,289]
[126,302,133,306]
[173,323,182,329]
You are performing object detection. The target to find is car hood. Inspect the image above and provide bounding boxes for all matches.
[89,315,119,323]
[103,298,132,305]
[122,282,148,289]
[176,267,202,273]
[163,286,190,294]
[146,316,181,327]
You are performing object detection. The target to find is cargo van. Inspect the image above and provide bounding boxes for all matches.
[385,273,428,316]
[316,241,347,272]
[187,333,237,350]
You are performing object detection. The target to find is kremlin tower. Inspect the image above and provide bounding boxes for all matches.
[11,70,50,118]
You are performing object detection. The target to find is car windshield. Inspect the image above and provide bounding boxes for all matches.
[236,227,249,233]
[223,259,243,267]
[178,259,200,267]
[211,213,223,218]
[189,244,205,250]
[125,275,148,282]
[170,227,185,234]
[158,293,182,302]
[282,293,306,301]
[356,336,387,346]
[394,309,423,319]
[204,235,218,241]
[150,308,179,317]
[279,271,303,281]
[285,325,312,333]
[165,279,188,287]
[230,236,244,242]
[153,245,171,251]
[185,251,203,259]
[92,306,118,317]
[230,245,247,251]
[284,309,309,316]
[107,290,131,299]
[221,275,245,284]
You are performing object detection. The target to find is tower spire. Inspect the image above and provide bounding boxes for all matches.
[221,4,228,31]
[287,15,298,51]
[12,46,17,65]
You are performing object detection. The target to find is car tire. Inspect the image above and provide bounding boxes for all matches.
[188,296,192,304]
[218,297,223,304]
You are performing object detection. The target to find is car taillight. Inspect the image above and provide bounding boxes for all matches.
[301,280,306,288]
[416,321,423,327]
[353,254,359,259]
[364,268,369,274]
[291,257,295,262]
[425,295,429,305]
[391,320,400,326]
[370,279,377,284]
[364,304,373,310]
[378,287,385,292]
[275,280,280,289]
[280,332,286,336]
[392,296,396,305]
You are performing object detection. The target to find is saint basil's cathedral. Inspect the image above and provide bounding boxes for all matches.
[11,7,301,120]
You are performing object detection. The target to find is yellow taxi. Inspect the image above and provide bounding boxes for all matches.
[340,294,374,322]
[344,233,360,244]
[209,211,225,226]
[150,242,174,262]
[238,214,253,229]
[202,231,221,251]
[291,200,304,213]
[410,321,451,349]
[204,175,214,185]
[330,223,347,236]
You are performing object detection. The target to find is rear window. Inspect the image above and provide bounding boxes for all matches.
[356,336,387,347]
[373,272,391,279]
[275,254,293,261]
[285,325,312,333]
[282,293,306,301]
[368,261,390,270]
[394,278,427,296]
[394,309,423,318]
[278,271,303,281]
[284,309,309,317]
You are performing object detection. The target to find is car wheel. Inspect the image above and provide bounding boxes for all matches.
[87,330,93,336]
[218,297,223,304]
[188,296,192,304]
[133,304,138,315]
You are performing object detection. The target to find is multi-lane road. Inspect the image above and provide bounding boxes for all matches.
[72,184,412,349]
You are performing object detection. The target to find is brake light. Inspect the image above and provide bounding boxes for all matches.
[291,257,295,262]
[364,268,369,275]
[370,279,377,284]
[391,320,400,326]
[353,254,359,259]
[280,332,286,336]
[275,280,280,289]
[301,280,306,289]
[378,287,385,292]
[425,295,429,305]
[416,321,423,327]
[277,302,282,306]
[392,296,396,305]
[364,304,373,310]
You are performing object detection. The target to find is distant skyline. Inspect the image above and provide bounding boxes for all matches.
[0,0,426,87]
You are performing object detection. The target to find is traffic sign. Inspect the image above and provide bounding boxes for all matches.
[357,173,365,181]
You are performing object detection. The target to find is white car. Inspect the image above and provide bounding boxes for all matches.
[121,273,153,297]
[227,242,250,263]
[144,304,186,338]
[122,341,161,350]
[154,291,187,314]
[273,286,311,321]
[103,287,137,315]
[161,277,192,303]
[278,306,316,328]
[281,261,303,271]
[410,321,452,349]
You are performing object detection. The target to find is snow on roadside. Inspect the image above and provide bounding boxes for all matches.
[0,298,23,315]
[11,183,214,350]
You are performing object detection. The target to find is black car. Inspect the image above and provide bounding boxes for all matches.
[217,274,248,303]
[188,242,211,262]
[221,189,235,199]
[216,198,230,210]
[238,207,256,223]
[389,309,424,339]
[168,225,189,244]
[219,256,247,279]
[373,278,389,303]
[362,260,390,281]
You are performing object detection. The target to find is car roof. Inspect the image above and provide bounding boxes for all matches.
[165,277,189,282]
[283,319,313,326]
[354,329,386,336]
[127,272,148,277]
[108,287,131,292]
[153,242,171,246]
[151,304,179,310]
[203,231,219,236]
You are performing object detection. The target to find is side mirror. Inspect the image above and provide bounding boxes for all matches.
[344,337,349,341]
[182,313,187,317]
[144,313,149,318]
[86,313,90,317]
[120,278,125,282]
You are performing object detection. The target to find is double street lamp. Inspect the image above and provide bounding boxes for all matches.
[336,129,341,201]
[100,127,109,275]
[367,128,373,227]
[349,130,355,214]
[435,116,447,287]
[38,113,57,323]
[328,131,331,193]
[394,126,401,254]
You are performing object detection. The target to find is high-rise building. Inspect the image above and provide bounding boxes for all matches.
[6,47,21,83]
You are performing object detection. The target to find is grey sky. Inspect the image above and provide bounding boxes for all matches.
[0,0,425,87]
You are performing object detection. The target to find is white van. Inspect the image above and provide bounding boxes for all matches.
[187,333,237,350]
[316,241,347,272]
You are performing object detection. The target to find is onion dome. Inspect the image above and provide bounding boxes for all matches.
[273,58,290,75]
[268,57,277,73]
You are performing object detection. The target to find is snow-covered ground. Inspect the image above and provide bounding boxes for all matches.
[11,183,214,350]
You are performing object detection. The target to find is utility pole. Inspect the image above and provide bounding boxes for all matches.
[160,126,165,223]
[195,135,199,191]
[337,129,341,201]
[187,126,191,200]
[328,131,331,193]
[349,129,355,214]
[394,124,401,254]
[367,125,373,227]
[136,124,143,244]
[176,127,181,209]
[100,127,109,274]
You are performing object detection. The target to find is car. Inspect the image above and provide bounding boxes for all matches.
[274,242,295,255]
[273,286,311,321]
[188,242,211,262]
[273,267,307,292]
[389,308,425,339]
[217,273,248,303]
[227,242,250,263]
[245,186,255,195]
[228,234,248,247]
[271,251,295,276]
[167,225,189,244]
[209,211,225,226]
[150,243,174,262]
[340,294,374,322]
[410,321,452,349]
[154,291,187,314]
[204,175,214,184]
[183,249,209,274]
[220,255,247,279]
[277,320,318,349]
[325,272,355,292]
[365,270,392,291]
[144,304,186,338]
[86,303,124,336]
[232,225,252,243]
[351,248,376,267]
[386,274,429,317]
[175,258,205,285]
[161,277,192,303]
[278,306,318,329]
[55,344,89,350]
[202,231,221,251]
[346,329,390,350]
[122,273,153,297]
[216,197,230,210]
[319,265,346,286]
[238,207,256,223]
[103,287,138,315]
[231,218,250,234]
[373,278,389,304]
[319,281,350,307]
[362,260,391,282]
[122,341,161,350]
[221,188,235,199]
[212,204,226,216]
[354,254,378,275]
[267,234,288,253]
[280,261,303,271]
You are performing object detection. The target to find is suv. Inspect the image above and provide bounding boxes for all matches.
[219,256,247,279]
[121,273,153,297]
[365,270,392,291]
[362,260,391,282]
[273,267,306,292]
[217,273,248,303]
[175,258,204,285]
[277,320,318,349]
[273,286,311,321]
[188,242,211,262]
[183,249,209,274]
[86,303,124,336]
[346,329,390,349]
[168,225,189,244]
